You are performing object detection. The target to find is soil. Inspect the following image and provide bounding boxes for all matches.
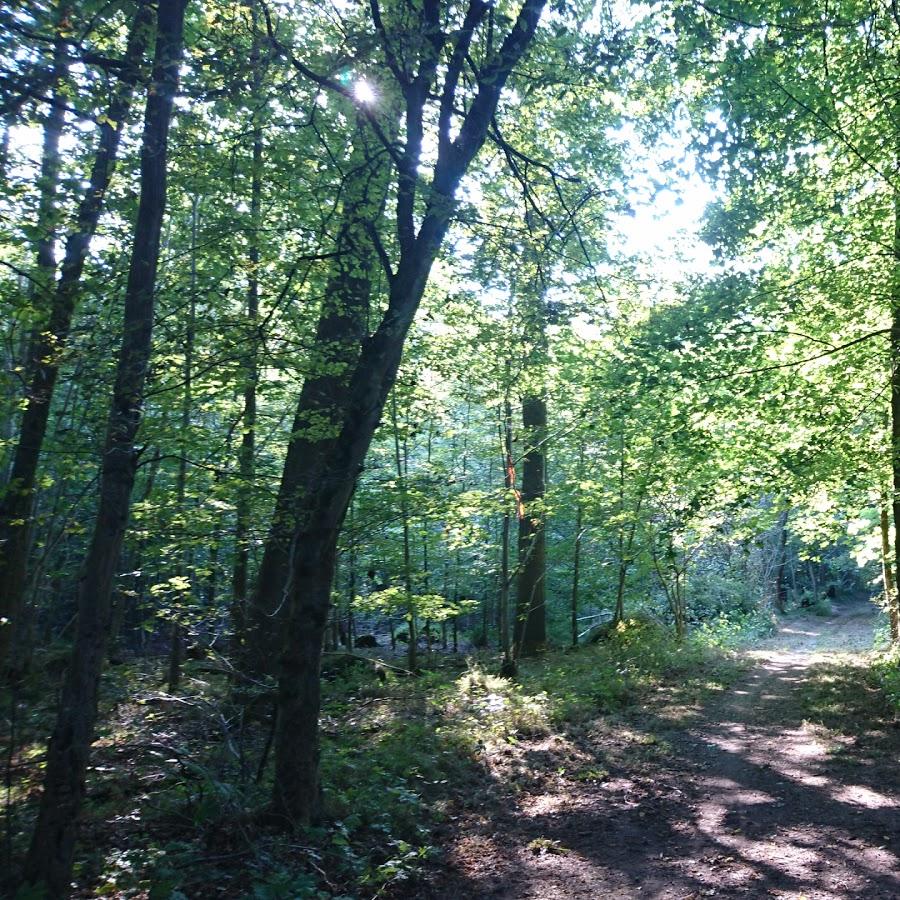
[423,601,900,899]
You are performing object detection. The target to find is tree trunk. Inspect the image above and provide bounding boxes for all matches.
[243,117,392,673]
[0,5,153,676]
[168,193,199,693]
[515,396,547,657]
[266,0,547,824]
[614,431,627,624]
[891,185,900,641]
[391,390,417,671]
[773,506,789,614]
[499,385,514,661]
[571,503,582,648]
[232,0,264,659]
[0,11,67,675]
[23,4,187,891]
[880,499,899,642]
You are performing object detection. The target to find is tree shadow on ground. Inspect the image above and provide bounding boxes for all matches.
[412,643,900,899]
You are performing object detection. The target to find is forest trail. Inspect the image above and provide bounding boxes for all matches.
[430,602,900,899]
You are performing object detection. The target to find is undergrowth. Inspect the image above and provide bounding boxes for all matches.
[693,607,777,649]
[872,647,900,711]
[4,621,745,899]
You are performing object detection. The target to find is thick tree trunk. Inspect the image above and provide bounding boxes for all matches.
[22,3,186,892]
[265,0,547,823]
[243,119,391,672]
[0,5,153,676]
[513,269,549,659]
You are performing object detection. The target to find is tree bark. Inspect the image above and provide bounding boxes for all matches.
[0,9,68,675]
[514,278,549,658]
[268,0,548,825]
[168,193,199,693]
[22,3,186,892]
[571,502,583,648]
[243,116,392,673]
[0,4,153,676]
[499,381,514,661]
[515,394,547,656]
[391,389,417,671]
[614,431,628,624]
[892,185,900,642]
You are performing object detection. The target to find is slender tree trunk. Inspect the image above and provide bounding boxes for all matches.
[23,4,186,891]
[613,431,655,625]
[499,386,514,661]
[0,124,9,187]
[891,185,900,639]
[392,390,417,671]
[111,448,161,659]
[232,0,263,659]
[0,6,153,675]
[571,503,583,648]
[880,499,899,642]
[614,431,628,624]
[570,442,585,647]
[673,573,686,639]
[0,13,67,674]
[345,497,357,648]
[168,194,199,692]
[773,506,789,614]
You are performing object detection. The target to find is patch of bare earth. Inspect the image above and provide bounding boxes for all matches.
[420,602,900,899]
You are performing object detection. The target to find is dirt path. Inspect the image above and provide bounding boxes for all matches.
[426,602,900,899]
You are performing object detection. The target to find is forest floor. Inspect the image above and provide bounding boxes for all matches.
[425,600,900,899]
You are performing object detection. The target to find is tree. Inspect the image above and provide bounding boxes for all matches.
[257,0,550,824]
[23,1,188,891]
[0,1,154,676]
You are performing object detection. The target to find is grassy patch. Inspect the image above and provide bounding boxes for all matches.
[797,656,898,768]
[528,619,741,722]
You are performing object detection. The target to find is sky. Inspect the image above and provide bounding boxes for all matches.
[608,121,718,280]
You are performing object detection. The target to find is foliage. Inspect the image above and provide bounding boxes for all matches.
[872,649,900,712]
[1,0,896,892]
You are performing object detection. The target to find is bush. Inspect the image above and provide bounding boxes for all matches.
[873,649,900,710]
[694,608,776,649]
